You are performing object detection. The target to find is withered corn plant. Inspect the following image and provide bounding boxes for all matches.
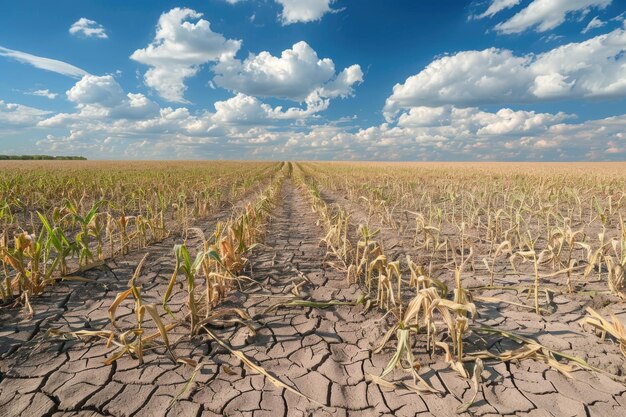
[48,253,176,365]
[164,171,283,336]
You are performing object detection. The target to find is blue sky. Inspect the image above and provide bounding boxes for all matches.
[1,0,626,160]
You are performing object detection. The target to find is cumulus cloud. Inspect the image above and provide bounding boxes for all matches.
[23,72,595,160]
[205,93,326,126]
[396,106,571,135]
[7,72,626,162]
[67,75,125,107]
[314,107,623,161]
[318,64,365,98]
[15,68,319,159]
[475,0,522,19]
[36,70,335,138]
[495,0,611,34]
[210,94,272,125]
[384,23,626,118]
[275,0,335,24]
[221,0,337,24]
[26,89,58,99]
[0,45,88,78]
[213,41,362,116]
[131,8,241,102]
[13,79,626,161]
[214,41,333,100]
[69,18,108,39]
[276,106,614,161]
[39,75,159,128]
[473,108,572,135]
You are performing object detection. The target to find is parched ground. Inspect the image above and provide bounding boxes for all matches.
[1,179,626,417]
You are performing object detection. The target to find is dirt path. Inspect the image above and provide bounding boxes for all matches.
[1,179,626,416]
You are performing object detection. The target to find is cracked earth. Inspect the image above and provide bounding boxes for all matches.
[1,179,626,417]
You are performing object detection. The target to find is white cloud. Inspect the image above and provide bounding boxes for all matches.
[0,45,88,78]
[24,73,578,160]
[11,78,626,161]
[384,23,626,117]
[130,7,241,102]
[214,41,332,100]
[67,75,125,106]
[582,16,607,33]
[495,0,611,34]
[611,12,625,21]
[21,69,338,158]
[385,48,529,116]
[213,40,362,110]
[69,18,108,39]
[211,93,272,125]
[206,93,329,125]
[318,64,365,98]
[396,106,570,136]
[475,0,522,19]
[278,106,583,161]
[542,33,565,43]
[473,108,572,135]
[39,75,159,127]
[0,100,51,126]
[11,43,621,161]
[397,106,450,127]
[271,92,331,119]
[221,0,337,24]
[276,0,335,24]
[37,71,329,136]
[205,93,302,126]
[313,107,624,161]
[26,89,58,99]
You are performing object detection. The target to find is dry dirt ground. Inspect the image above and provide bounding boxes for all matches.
[1,180,626,417]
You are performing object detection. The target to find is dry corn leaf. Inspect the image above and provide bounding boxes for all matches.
[140,303,176,363]
[580,307,626,357]
[456,358,483,414]
[108,287,133,327]
[264,299,354,314]
[202,325,324,407]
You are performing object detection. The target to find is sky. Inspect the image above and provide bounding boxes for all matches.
[1,0,626,161]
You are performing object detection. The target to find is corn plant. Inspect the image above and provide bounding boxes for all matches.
[64,199,106,266]
[164,244,203,335]
[1,233,45,299]
[353,225,381,292]
[49,254,176,365]
[37,212,77,276]
[510,232,542,314]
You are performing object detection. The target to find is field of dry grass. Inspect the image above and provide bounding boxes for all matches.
[1,161,626,417]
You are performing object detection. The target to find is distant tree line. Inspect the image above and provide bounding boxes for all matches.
[0,155,87,160]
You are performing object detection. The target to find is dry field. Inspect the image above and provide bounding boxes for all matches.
[1,161,626,417]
